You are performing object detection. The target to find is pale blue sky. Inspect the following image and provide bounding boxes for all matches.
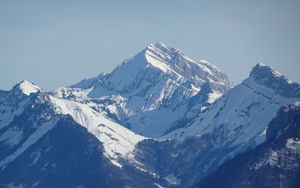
[1,0,300,90]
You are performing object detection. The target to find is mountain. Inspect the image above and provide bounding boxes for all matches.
[53,42,232,137]
[0,81,170,187]
[196,104,300,188]
[1,43,300,188]
[132,63,300,187]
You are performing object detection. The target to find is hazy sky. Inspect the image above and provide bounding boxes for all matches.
[1,0,300,90]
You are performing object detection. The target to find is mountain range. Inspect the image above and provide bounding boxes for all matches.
[1,42,299,188]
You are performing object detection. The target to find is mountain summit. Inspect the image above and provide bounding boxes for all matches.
[250,63,300,98]
[87,42,231,96]
[55,42,232,137]
[11,80,41,96]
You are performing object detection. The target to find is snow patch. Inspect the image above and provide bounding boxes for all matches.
[207,91,222,104]
[30,151,41,166]
[286,138,300,151]
[165,174,180,185]
[268,150,279,167]
[295,101,300,106]
[18,80,40,96]
[154,183,165,188]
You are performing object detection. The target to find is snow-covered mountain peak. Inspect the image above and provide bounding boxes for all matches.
[250,63,282,81]
[249,63,300,98]
[144,42,232,88]
[145,42,181,58]
[71,42,231,94]
[146,43,216,69]
[144,42,194,69]
[53,43,232,137]
[81,42,231,97]
[11,80,41,96]
[147,42,172,51]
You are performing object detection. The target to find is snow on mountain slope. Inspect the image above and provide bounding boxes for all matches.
[51,87,91,102]
[49,96,146,168]
[164,63,300,158]
[71,72,107,90]
[88,42,231,97]
[1,81,146,169]
[55,42,232,137]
